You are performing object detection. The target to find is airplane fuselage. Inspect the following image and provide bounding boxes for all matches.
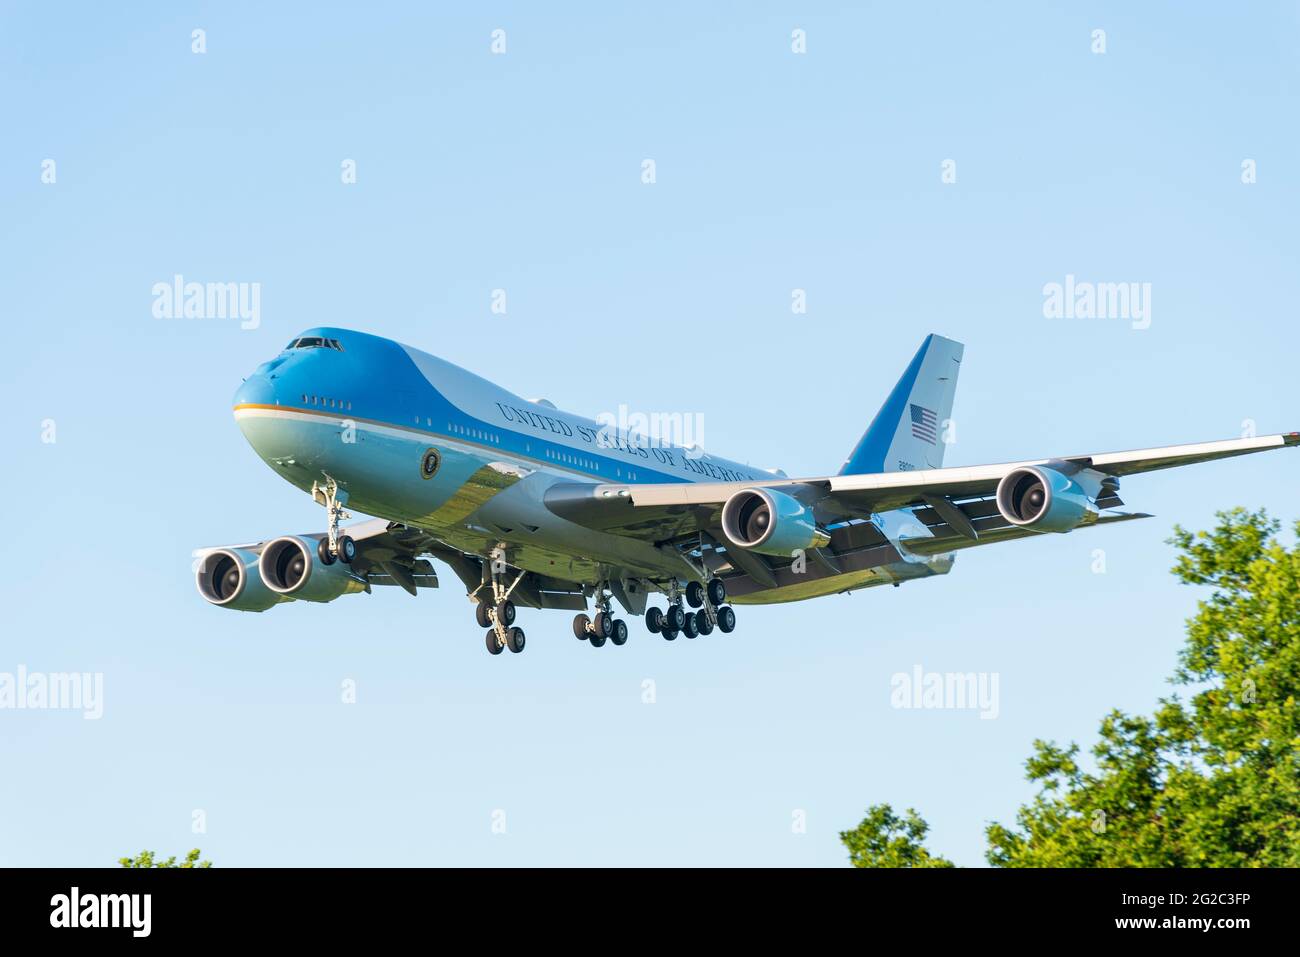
[231,328,950,603]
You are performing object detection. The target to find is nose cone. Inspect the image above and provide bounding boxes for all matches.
[233,373,275,408]
[232,373,283,459]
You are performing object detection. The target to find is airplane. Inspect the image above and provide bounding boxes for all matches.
[196,329,1297,655]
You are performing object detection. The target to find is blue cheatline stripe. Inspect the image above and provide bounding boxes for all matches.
[838,335,933,476]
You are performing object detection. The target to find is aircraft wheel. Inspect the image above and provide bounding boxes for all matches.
[695,609,714,636]
[573,613,591,640]
[338,535,356,564]
[317,538,336,566]
[717,606,736,634]
[707,577,727,606]
[476,602,492,629]
[506,627,526,654]
[685,581,705,608]
[590,631,607,648]
[592,611,613,639]
[682,612,699,639]
[485,629,504,655]
[496,600,516,626]
[665,604,686,632]
[610,619,628,646]
[645,607,663,633]
[661,625,679,641]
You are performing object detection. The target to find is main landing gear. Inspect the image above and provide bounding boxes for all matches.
[573,583,629,650]
[479,547,527,656]
[312,476,356,566]
[476,569,733,656]
[646,577,735,642]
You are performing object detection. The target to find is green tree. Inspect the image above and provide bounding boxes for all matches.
[840,804,954,867]
[846,509,1300,867]
[986,508,1300,866]
[119,849,212,868]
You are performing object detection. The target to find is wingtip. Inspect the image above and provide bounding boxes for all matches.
[1283,432,1300,447]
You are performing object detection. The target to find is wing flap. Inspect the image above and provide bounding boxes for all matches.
[902,510,1152,556]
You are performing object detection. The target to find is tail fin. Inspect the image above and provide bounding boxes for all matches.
[839,334,964,475]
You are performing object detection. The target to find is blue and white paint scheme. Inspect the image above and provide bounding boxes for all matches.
[197,329,1298,655]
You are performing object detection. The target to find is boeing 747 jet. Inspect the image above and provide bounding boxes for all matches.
[196,330,1296,655]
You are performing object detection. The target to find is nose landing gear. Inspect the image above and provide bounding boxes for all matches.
[312,476,355,566]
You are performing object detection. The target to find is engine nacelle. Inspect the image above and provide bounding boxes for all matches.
[258,536,367,603]
[195,548,289,612]
[720,487,830,557]
[995,465,1098,533]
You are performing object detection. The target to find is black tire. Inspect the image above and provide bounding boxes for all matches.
[682,612,699,639]
[645,607,663,633]
[507,627,526,654]
[317,538,336,566]
[496,600,516,626]
[573,613,591,640]
[476,602,491,629]
[685,581,705,608]
[707,577,726,606]
[485,629,503,655]
[592,611,613,638]
[611,619,628,646]
[338,535,356,564]
[590,631,607,648]
[717,605,736,633]
[666,604,686,632]
[695,609,714,636]
[661,625,678,641]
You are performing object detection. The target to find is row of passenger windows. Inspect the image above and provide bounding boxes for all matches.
[410,415,642,480]
[303,394,352,411]
[412,417,503,445]
[545,447,602,472]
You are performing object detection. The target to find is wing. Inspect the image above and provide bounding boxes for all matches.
[544,432,1299,538]
[344,520,442,594]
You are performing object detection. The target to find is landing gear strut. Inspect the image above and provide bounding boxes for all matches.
[646,577,734,642]
[574,582,628,649]
[312,476,355,565]
[478,547,526,655]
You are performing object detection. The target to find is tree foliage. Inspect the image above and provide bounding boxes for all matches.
[846,509,1300,867]
[119,849,212,868]
[840,804,954,867]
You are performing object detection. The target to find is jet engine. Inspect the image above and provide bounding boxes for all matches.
[995,465,1098,533]
[195,548,289,612]
[720,487,830,557]
[258,536,368,603]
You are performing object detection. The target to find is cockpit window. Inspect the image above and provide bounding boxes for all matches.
[285,337,344,351]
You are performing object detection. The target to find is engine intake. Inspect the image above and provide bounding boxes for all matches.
[195,548,287,612]
[258,536,367,603]
[995,465,1097,533]
[720,487,830,558]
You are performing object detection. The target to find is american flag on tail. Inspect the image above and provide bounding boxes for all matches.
[910,403,938,444]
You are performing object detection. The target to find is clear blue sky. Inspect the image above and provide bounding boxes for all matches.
[1,2,1297,866]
